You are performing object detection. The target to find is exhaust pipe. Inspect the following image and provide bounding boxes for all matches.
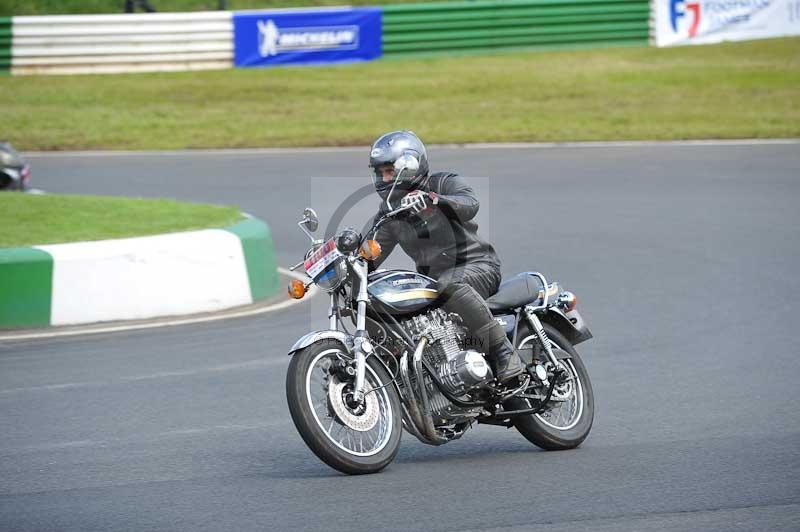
[411,337,448,445]
[399,347,433,444]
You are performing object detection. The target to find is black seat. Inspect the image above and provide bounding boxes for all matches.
[486,273,544,312]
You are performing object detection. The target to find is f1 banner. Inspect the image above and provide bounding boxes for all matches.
[653,0,800,46]
[233,8,382,67]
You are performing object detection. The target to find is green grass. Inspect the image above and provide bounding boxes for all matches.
[1,37,798,150]
[0,0,435,16]
[0,193,244,247]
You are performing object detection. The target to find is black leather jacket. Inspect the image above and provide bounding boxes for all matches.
[368,172,501,280]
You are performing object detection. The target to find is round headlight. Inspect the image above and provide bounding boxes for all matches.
[317,258,347,292]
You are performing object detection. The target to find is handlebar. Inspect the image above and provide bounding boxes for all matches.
[360,203,413,245]
[295,203,413,262]
[385,203,414,219]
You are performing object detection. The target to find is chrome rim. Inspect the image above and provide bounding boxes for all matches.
[305,349,394,457]
[517,336,584,431]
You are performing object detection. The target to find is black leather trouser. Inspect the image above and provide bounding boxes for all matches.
[436,263,508,356]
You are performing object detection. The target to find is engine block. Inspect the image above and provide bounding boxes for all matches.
[405,309,463,368]
[401,309,492,424]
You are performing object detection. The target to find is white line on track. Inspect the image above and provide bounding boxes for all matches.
[0,267,318,342]
[0,358,285,395]
[3,421,287,454]
[25,139,800,157]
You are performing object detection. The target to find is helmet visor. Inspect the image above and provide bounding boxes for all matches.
[372,163,396,192]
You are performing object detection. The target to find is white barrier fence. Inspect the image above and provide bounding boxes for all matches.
[11,12,233,75]
[5,4,799,75]
[650,0,800,46]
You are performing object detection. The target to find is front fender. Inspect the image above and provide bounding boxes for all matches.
[287,330,353,356]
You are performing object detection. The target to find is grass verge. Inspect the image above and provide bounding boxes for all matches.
[0,38,798,150]
[0,193,244,248]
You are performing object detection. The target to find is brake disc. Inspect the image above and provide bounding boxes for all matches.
[328,380,380,432]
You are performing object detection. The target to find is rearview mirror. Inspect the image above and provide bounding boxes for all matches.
[301,207,319,232]
[393,154,419,177]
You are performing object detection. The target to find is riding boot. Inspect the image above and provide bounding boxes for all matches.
[473,322,525,383]
[441,283,525,383]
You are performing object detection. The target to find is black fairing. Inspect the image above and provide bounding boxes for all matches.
[366,270,439,318]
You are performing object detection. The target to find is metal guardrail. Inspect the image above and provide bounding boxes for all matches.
[383,0,650,56]
[9,12,233,75]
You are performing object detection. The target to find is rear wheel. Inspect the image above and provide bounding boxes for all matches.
[507,323,594,450]
[286,340,402,474]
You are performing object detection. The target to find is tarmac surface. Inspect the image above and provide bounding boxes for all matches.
[1,143,799,531]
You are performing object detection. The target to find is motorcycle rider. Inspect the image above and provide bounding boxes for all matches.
[365,130,525,383]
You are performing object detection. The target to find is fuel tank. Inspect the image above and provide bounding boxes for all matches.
[367,270,439,315]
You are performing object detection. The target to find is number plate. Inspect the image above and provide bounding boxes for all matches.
[304,238,342,279]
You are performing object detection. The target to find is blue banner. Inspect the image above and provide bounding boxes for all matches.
[233,8,382,68]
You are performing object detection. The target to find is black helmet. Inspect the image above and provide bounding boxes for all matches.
[0,142,30,191]
[369,130,429,205]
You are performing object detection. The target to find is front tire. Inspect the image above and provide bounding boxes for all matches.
[507,323,594,450]
[286,340,402,474]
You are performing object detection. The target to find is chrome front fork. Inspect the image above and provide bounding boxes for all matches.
[328,292,338,331]
[328,288,373,403]
[349,258,373,405]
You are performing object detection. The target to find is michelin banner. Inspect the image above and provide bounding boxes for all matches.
[653,0,800,46]
[234,8,382,67]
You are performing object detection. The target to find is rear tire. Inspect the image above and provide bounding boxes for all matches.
[507,323,594,450]
[286,340,402,474]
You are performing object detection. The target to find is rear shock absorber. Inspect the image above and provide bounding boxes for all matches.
[523,308,560,368]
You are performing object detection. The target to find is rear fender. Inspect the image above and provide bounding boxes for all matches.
[540,307,593,346]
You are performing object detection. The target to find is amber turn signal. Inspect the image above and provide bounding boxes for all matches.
[359,239,382,260]
[288,279,306,299]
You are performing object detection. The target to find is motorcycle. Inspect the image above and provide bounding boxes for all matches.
[285,166,594,475]
[0,142,32,192]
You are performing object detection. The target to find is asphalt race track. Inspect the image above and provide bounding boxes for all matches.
[2,143,799,531]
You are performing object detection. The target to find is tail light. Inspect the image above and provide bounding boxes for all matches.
[557,291,577,312]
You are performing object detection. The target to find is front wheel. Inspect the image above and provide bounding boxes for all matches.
[286,340,402,474]
[507,323,594,450]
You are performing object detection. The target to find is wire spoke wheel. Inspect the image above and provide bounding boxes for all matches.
[517,337,584,431]
[508,323,594,450]
[287,340,402,474]
[306,349,393,457]
[539,358,583,430]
